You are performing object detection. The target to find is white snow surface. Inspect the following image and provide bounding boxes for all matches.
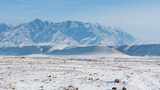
[0,56,160,90]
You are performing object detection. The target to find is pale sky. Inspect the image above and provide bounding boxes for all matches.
[0,0,160,43]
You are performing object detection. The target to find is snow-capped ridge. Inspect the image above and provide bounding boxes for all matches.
[0,19,136,49]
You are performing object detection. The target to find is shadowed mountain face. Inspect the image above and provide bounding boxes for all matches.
[0,46,118,56]
[47,46,120,55]
[0,19,136,49]
[0,44,160,56]
[118,44,160,56]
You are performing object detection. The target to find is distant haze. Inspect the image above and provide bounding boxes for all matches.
[0,0,160,43]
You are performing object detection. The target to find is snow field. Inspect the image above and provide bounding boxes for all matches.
[0,57,159,90]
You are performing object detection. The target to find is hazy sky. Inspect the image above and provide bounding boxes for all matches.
[0,0,160,43]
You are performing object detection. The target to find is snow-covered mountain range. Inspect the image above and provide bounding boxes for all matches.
[1,19,160,56]
[0,19,136,49]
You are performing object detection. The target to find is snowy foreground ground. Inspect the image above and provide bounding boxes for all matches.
[0,56,160,90]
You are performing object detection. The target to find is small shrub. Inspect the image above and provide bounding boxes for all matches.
[114,79,120,83]
[112,87,117,90]
[122,87,127,90]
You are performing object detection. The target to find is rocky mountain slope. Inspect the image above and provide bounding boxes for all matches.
[0,19,136,49]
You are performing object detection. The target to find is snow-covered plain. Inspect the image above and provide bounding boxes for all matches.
[0,56,160,90]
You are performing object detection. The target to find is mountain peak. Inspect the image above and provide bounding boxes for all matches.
[28,18,46,26]
[32,18,43,23]
[25,19,51,30]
